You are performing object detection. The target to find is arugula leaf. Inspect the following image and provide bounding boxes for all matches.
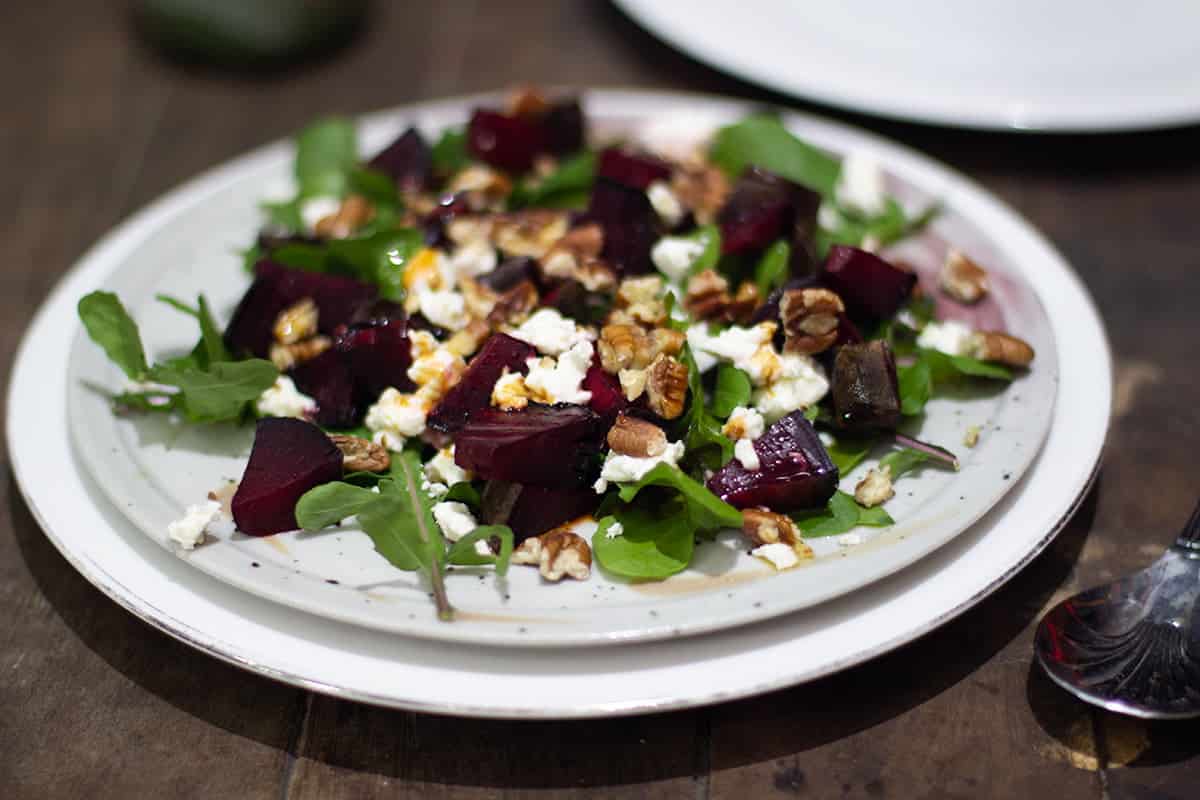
[709,114,840,196]
[592,511,694,579]
[270,243,328,272]
[446,525,514,575]
[150,360,278,423]
[78,291,149,380]
[792,491,893,537]
[346,166,399,207]
[261,200,305,232]
[617,464,742,532]
[817,199,939,255]
[156,294,231,368]
[326,229,423,300]
[295,117,358,198]
[683,224,723,276]
[754,240,791,296]
[443,481,482,510]
[897,357,933,416]
[711,365,752,418]
[879,447,932,479]
[431,127,469,176]
[898,348,1012,416]
[676,345,734,471]
[824,435,873,474]
[509,150,595,208]
[923,349,1013,381]
[295,482,380,530]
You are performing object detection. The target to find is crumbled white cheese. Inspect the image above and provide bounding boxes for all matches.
[365,388,429,449]
[422,480,449,500]
[652,235,707,283]
[686,322,776,378]
[917,319,975,357]
[593,440,686,493]
[509,308,594,356]
[835,153,887,215]
[449,237,498,280]
[723,406,765,441]
[417,288,469,331]
[523,340,593,405]
[300,196,341,231]
[734,438,761,471]
[426,446,470,486]
[837,532,864,547]
[752,354,830,422]
[605,521,625,539]
[255,376,317,419]
[817,203,841,230]
[167,500,221,550]
[432,501,477,542]
[647,181,684,227]
[407,345,461,387]
[474,539,493,557]
[490,370,530,410]
[752,542,800,570]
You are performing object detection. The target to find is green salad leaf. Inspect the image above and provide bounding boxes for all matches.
[817,199,940,255]
[898,348,1013,416]
[295,482,379,530]
[77,291,149,380]
[824,435,873,475]
[793,491,893,538]
[442,481,482,510]
[676,345,734,471]
[509,150,595,209]
[446,525,514,575]
[753,239,791,296]
[268,229,425,300]
[616,463,743,532]
[682,224,723,276]
[711,364,752,419]
[592,511,694,579]
[709,114,840,196]
[879,447,933,479]
[151,360,278,423]
[431,127,470,176]
[295,117,358,198]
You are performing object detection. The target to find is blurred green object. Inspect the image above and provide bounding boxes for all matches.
[133,0,369,68]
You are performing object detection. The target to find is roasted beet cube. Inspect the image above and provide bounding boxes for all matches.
[478,256,539,293]
[540,279,611,324]
[831,341,901,431]
[256,229,321,254]
[706,410,838,511]
[335,318,415,403]
[584,178,660,275]
[717,167,820,258]
[349,298,407,326]
[367,127,433,192]
[421,192,474,248]
[225,260,377,358]
[427,333,535,433]
[821,246,917,320]
[582,359,628,422]
[288,349,359,429]
[231,418,343,537]
[596,147,672,190]
[454,405,603,489]
[506,484,600,542]
[467,109,544,173]
[540,99,585,155]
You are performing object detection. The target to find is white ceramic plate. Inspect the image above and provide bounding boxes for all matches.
[62,92,1055,647]
[12,92,1108,716]
[615,0,1200,132]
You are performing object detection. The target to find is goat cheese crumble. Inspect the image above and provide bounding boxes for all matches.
[167,500,221,550]
[734,438,761,471]
[751,542,800,570]
[255,376,316,419]
[523,340,593,405]
[426,446,470,486]
[432,501,477,542]
[835,153,887,215]
[686,322,775,377]
[647,181,684,227]
[605,521,625,539]
[593,439,686,493]
[416,288,469,331]
[917,319,974,357]
[651,235,707,283]
[509,308,594,356]
[753,354,829,423]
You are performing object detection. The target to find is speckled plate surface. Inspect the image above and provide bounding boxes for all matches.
[57,91,1062,647]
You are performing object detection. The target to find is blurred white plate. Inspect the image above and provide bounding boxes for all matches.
[616,0,1200,131]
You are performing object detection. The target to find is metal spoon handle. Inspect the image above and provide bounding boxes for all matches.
[1175,496,1200,549]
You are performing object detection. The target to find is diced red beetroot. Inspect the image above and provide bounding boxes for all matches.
[367,127,433,192]
[833,311,863,348]
[706,411,838,511]
[506,484,600,542]
[584,178,660,275]
[540,99,585,155]
[467,109,544,173]
[288,349,359,429]
[540,279,610,324]
[335,319,415,402]
[717,167,820,256]
[256,229,321,254]
[583,359,628,421]
[596,147,672,190]
[454,405,603,489]
[478,256,538,293]
[421,192,474,248]
[427,334,535,433]
[350,298,407,326]
[821,246,917,320]
[231,418,343,537]
[831,341,901,432]
[224,260,377,358]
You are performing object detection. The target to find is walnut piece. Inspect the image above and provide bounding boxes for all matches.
[607,413,668,457]
[940,249,990,304]
[670,161,730,224]
[618,368,648,401]
[963,425,981,448]
[447,165,513,203]
[492,210,569,257]
[742,509,802,548]
[273,297,319,345]
[683,268,731,320]
[598,323,684,376]
[854,465,895,508]
[269,335,331,371]
[328,434,391,472]
[445,319,491,357]
[511,529,592,581]
[779,287,844,355]
[728,281,762,324]
[616,275,667,326]
[644,354,688,420]
[487,280,540,327]
[541,223,605,282]
[314,194,374,239]
[968,331,1035,367]
[506,85,550,117]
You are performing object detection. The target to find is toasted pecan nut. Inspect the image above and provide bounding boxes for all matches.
[644,353,688,420]
[511,528,592,581]
[541,224,617,292]
[269,335,331,371]
[728,281,762,324]
[940,249,990,304]
[314,194,375,239]
[492,209,570,258]
[780,287,844,355]
[487,280,540,327]
[448,165,513,202]
[607,412,669,457]
[598,323,643,373]
[273,297,319,345]
[969,331,1035,367]
[328,434,391,472]
[683,268,732,320]
[616,275,667,326]
[671,161,730,224]
[742,509,801,548]
[853,465,895,508]
[507,85,550,117]
[618,368,648,401]
[650,327,686,359]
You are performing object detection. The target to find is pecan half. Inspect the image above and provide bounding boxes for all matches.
[314,194,374,239]
[854,465,894,508]
[742,509,802,548]
[487,280,540,327]
[779,287,845,355]
[445,319,491,358]
[507,85,550,117]
[616,275,667,326]
[728,281,762,324]
[644,353,688,420]
[273,297,319,345]
[511,528,592,581]
[607,412,668,457]
[969,331,1035,367]
[328,434,391,473]
[447,165,513,204]
[492,210,570,258]
[683,268,731,320]
[269,335,331,371]
[940,249,990,304]
[670,161,730,224]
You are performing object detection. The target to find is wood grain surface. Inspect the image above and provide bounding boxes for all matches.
[3,2,1199,797]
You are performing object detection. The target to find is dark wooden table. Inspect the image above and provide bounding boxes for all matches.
[4,2,1199,797]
